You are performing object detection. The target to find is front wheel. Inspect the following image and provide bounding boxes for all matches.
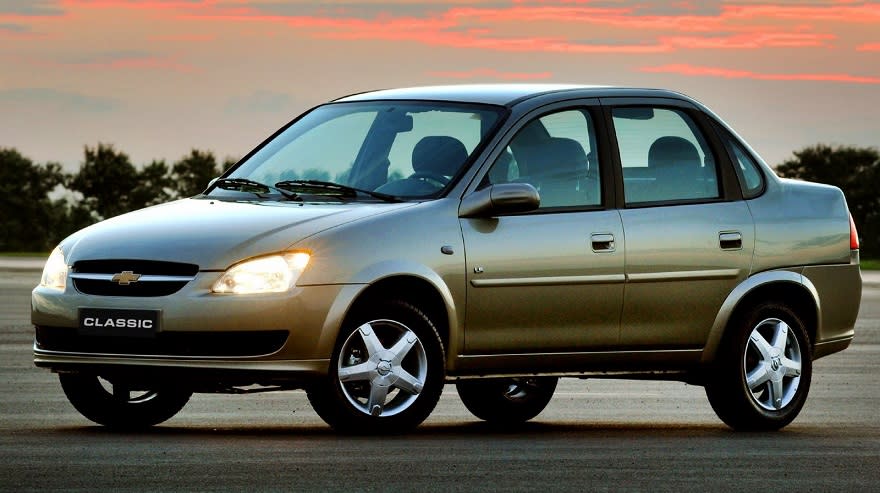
[456,377,558,425]
[59,374,192,429]
[307,300,445,434]
[705,302,812,431]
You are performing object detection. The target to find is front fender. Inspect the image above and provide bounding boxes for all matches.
[314,259,462,367]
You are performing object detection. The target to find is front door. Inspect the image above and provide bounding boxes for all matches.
[460,105,625,356]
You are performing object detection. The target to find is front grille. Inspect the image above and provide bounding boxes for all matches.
[35,326,289,357]
[71,259,198,297]
[72,279,187,297]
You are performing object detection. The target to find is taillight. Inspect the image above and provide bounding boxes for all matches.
[850,214,860,250]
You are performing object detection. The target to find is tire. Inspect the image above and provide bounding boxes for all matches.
[59,373,192,429]
[306,299,445,434]
[705,302,812,431]
[456,377,557,425]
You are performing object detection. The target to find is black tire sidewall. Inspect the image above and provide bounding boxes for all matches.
[456,377,558,424]
[308,299,445,434]
[708,302,812,430]
[59,373,191,429]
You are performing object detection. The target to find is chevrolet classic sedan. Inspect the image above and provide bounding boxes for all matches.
[33,85,862,433]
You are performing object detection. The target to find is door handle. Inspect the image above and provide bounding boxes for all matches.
[719,232,742,250]
[591,233,615,252]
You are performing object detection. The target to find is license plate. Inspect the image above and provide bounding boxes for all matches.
[79,308,160,338]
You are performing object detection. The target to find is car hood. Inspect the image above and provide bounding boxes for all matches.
[62,198,418,270]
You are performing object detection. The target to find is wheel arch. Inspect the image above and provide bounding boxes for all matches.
[345,275,452,351]
[701,270,820,364]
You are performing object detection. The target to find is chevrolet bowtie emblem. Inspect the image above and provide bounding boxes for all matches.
[111,271,141,285]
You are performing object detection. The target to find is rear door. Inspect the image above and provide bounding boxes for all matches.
[603,98,755,349]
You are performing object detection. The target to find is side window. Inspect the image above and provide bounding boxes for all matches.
[612,107,719,205]
[717,126,765,198]
[485,109,600,209]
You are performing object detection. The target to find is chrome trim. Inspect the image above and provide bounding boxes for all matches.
[449,370,691,380]
[34,345,276,361]
[69,273,195,282]
[458,348,701,359]
[471,274,626,287]
[34,343,323,366]
[626,269,740,283]
[33,348,330,373]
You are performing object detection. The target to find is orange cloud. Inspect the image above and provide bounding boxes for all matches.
[320,29,670,54]
[642,63,880,84]
[32,1,878,57]
[59,0,214,10]
[724,3,880,23]
[426,68,553,80]
[857,42,880,51]
[198,3,860,54]
[184,5,673,54]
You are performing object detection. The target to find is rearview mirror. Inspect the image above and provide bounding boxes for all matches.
[614,107,654,120]
[459,183,540,218]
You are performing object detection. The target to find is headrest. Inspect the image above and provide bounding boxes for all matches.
[530,137,588,177]
[648,136,701,169]
[412,136,468,176]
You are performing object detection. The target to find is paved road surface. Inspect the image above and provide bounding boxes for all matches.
[2,269,878,491]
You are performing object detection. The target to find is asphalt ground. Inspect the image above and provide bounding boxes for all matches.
[1,267,878,492]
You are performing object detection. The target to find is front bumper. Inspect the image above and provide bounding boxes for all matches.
[32,271,359,375]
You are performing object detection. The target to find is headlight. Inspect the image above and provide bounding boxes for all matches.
[211,252,310,294]
[40,247,68,291]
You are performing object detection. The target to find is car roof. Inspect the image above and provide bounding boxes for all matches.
[332,84,692,107]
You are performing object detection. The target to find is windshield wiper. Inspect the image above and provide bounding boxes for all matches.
[274,180,402,203]
[212,178,300,200]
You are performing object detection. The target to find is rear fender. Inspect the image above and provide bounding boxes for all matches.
[701,269,819,364]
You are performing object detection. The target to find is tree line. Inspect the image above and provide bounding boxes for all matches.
[1,143,878,256]
[1,144,235,252]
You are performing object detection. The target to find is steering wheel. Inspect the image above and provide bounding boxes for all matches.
[410,172,449,186]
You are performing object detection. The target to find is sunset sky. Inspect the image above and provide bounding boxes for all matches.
[2,0,879,171]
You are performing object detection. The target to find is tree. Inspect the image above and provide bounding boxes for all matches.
[68,143,142,220]
[131,159,172,207]
[68,143,172,220]
[1,145,238,252]
[776,144,879,255]
[170,149,220,198]
[0,148,66,251]
[43,196,96,248]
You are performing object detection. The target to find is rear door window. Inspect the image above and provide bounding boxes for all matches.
[714,125,766,198]
[612,107,720,205]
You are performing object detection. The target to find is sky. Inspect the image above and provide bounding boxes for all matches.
[2,0,879,171]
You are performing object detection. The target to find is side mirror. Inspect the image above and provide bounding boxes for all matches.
[459,183,540,218]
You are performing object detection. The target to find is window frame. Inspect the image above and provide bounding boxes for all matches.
[599,96,743,209]
[467,98,614,215]
[709,120,767,199]
[218,100,509,201]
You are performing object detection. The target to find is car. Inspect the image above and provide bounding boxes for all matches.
[33,84,862,433]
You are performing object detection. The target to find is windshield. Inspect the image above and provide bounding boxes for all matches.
[215,101,505,200]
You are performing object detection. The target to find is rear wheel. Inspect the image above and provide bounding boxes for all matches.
[307,300,445,434]
[456,377,558,424]
[59,374,192,429]
[705,302,812,431]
